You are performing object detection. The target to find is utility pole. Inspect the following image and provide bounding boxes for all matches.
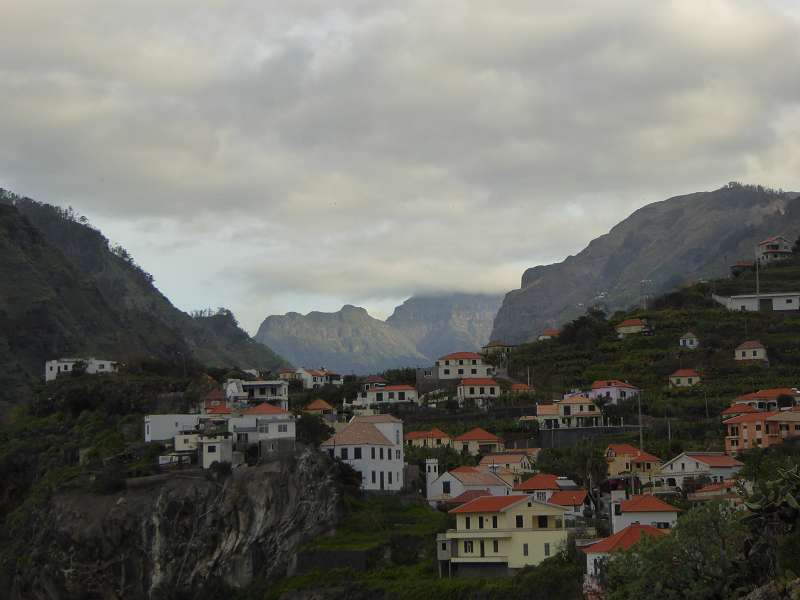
[755,245,760,298]
[704,389,709,420]
[638,389,644,450]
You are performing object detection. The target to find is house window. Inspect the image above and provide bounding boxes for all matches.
[354,447,362,459]
[537,516,548,528]
[472,360,477,365]
[493,540,499,553]
[278,424,288,433]
[544,543,550,556]
[469,387,475,394]
[371,471,376,483]
[523,543,529,556]
[441,542,447,551]
[396,449,400,459]
[515,515,523,528]
[480,387,485,394]
[492,516,498,528]
[376,393,384,402]
[536,492,546,502]
[614,504,621,516]
[656,522,670,529]
[398,392,405,401]
[208,445,216,453]
[443,481,451,494]
[555,517,563,528]
[458,369,464,375]
[688,378,693,384]
[464,541,473,553]
[388,471,393,484]
[371,447,376,459]
[387,450,392,461]
[466,517,471,529]
[479,517,484,529]
[471,369,477,375]
[380,448,384,460]
[490,388,495,395]
[443,369,450,375]
[341,448,349,459]
[388,392,395,400]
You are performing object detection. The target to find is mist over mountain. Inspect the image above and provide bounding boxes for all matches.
[491,184,800,344]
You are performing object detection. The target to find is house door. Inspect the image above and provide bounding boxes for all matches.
[480,541,485,557]
[380,471,385,490]
[759,298,773,312]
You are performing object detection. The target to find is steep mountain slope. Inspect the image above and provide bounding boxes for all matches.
[492,184,800,344]
[255,305,427,374]
[386,293,503,359]
[0,191,285,404]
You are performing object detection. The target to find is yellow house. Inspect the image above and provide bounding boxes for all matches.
[437,495,567,576]
[605,444,662,481]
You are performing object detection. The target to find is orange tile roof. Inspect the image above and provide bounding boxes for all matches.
[723,411,778,425]
[364,375,388,383]
[736,340,765,350]
[448,466,510,487]
[582,524,666,554]
[510,383,531,392]
[561,394,595,405]
[686,453,743,468]
[542,328,560,336]
[695,480,737,494]
[670,368,699,378]
[306,398,334,411]
[736,388,799,401]
[454,427,501,442]
[592,380,639,390]
[537,404,559,416]
[241,403,289,415]
[405,427,450,440]
[449,495,529,514]
[606,444,661,463]
[721,403,760,416]
[620,495,680,513]
[439,352,483,361]
[515,473,560,491]
[548,489,588,507]
[321,422,393,447]
[617,318,646,328]
[206,405,231,415]
[458,378,498,387]
[441,489,492,505]
[479,454,527,466]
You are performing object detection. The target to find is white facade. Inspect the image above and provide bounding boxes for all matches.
[45,358,118,382]
[296,368,343,390]
[426,470,510,502]
[174,433,199,452]
[588,381,640,405]
[757,235,792,264]
[735,344,767,362]
[199,434,233,469]
[144,414,200,442]
[224,379,289,409]
[435,353,494,380]
[713,292,800,312]
[679,333,699,349]
[227,413,296,448]
[349,385,418,408]
[611,508,677,534]
[657,452,743,488]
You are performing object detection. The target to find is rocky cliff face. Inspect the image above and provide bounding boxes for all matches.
[386,294,503,359]
[255,305,427,374]
[491,184,800,344]
[6,450,341,600]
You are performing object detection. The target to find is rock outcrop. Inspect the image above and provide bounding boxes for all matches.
[6,450,341,600]
[491,184,800,344]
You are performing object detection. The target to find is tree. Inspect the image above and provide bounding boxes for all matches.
[604,502,747,600]
[793,235,800,255]
[295,413,334,447]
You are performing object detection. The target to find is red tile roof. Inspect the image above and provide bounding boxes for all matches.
[670,368,699,378]
[542,328,561,336]
[723,411,778,425]
[449,495,529,514]
[617,318,646,328]
[721,403,760,416]
[736,340,765,350]
[376,384,416,392]
[548,489,588,507]
[695,480,737,494]
[454,427,501,442]
[515,473,560,491]
[241,403,289,415]
[592,380,639,390]
[439,352,483,361]
[511,383,531,392]
[620,495,680,513]
[686,453,744,467]
[448,466,510,487]
[321,422,393,447]
[479,454,527,466]
[440,489,491,506]
[306,398,335,411]
[364,375,388,383]
[582,524,666,554]
[736,388,800,401]
[758,235,788,245]
[206,405,232,415]
[458,378,498,387]
[606,444,661,463]
[405,427,450,440]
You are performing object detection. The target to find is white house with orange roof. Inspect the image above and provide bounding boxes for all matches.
[348,384,418,409]
[436,352,494,380]
[757,235,793,264]
[669,368,701,387]
[453,427,504,456]
[615,318,649,338]
[610,494,680,534]
[405,427,452,448]
[426,463,511,504]
[729,388,800,411]
[456,378,500,407]
[538,328,561,341]
[321,414,404,492]
[582,523,666,580]
[679,332,700,349]
[548,489,589,520]
[297,368,342,390]
[481,340,517,357]
[303,398,337,423]
[657,451,743,488]
[589,380,640,405]
[513,473,563,503]
[227,402,296,453]
[735,340,768,362]
[277,367,300,382]
[437,495,568,575]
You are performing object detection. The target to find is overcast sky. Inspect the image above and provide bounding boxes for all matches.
[2,1,800,333]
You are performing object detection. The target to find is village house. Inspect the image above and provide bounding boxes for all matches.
[478,453,534,476]
[687,480,742,506]
[303,398,337,423]
[757,235,793,265]
[45,357,118,382]
[435,352,494,380]
[615,318,649,338]
[724,410,800,454]
[198,432,235,470]
[536,394,602,431]
[202,389,227,411]
[224,379,289,410]
[669,368,701,387]
[296,368,343,390]
[729,387,800,411]
[582,524,666,583]
[721,403,761,420]
[321,414,404,492]
[228,403,296,455]
[426,462,511,504]
[589,380,640,405]
[453,427,505,456]
[547,489,590,521]
[605,444,662,483]
[510,383,532,394]
[456,378,500,407]
[349,384,419,409]
[481,340,517,357]
[514,473,572,503]
[362,375,388,390]
[277,367,300,382]
[713,291,800,312]
[679,332,699,349]
[537,328,561,341]
[437,495,568,577]
[144,414,201,443]
[735,340,768,362]
[657,452,743,488]
[405,427,452,448]
[611,494,680,534]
